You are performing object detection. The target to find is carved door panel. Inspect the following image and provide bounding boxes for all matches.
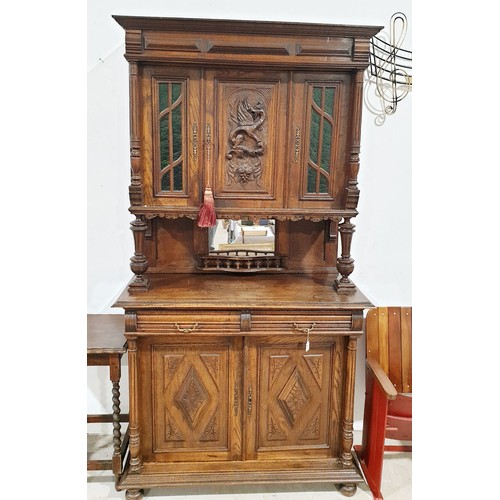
[205,70,289,209]
[141,66,202,207]
[141,336,242,462]
[244,335,343,460]
[288,73,352,209]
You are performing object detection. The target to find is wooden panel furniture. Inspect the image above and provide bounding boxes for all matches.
[354,307,412,500]
[87,314,129,475]
[111,15,382,500]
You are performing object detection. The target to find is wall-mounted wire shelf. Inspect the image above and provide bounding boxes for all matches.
[365,12,412,124]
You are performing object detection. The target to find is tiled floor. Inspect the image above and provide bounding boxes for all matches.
[87,432,411,499]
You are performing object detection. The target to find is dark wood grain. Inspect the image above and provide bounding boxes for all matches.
[115,273,372,310]
[109,14,382,498]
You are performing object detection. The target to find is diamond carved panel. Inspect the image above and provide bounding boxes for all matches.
[175,366,210,427]
[278,369,311,425]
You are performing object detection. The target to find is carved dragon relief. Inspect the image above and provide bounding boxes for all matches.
[226,96,266,187]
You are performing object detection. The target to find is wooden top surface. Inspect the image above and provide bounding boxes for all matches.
[87,314,126,354]
[112,15,383,38]
[114,274,373,311]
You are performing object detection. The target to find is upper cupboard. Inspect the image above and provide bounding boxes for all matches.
[139,66,352,211]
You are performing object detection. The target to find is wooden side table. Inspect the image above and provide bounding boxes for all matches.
[87,314,128,476]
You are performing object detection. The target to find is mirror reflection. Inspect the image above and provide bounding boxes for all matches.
[209,219,275,253]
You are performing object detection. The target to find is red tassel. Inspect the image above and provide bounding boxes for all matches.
[198,186,216,227]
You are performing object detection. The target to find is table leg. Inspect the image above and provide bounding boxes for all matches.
[109,354,122,476]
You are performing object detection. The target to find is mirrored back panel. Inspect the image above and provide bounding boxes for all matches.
[209,219,275,254]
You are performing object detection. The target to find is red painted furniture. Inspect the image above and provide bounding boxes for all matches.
[354,307,412,500]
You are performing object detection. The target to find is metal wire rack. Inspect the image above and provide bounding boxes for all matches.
[365,12,412,122]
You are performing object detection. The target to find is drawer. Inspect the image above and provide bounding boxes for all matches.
[135,310,355,335]
[136,311,241,334]
[250,312,352,334]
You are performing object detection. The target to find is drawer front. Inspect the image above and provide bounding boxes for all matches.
[136,311,241,335]
[251,312,352,335]
[134,310,355,336]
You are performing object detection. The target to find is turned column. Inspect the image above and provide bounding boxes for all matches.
[345,70,364,210]
[129,215,149,290]
[127,338,141,472]
[334,70,364,293]
[125,312,142,473]
[340,335,358,467]
[334,217,356,292]
[127,55,143,206]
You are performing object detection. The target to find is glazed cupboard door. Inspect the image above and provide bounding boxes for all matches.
[244,335,344,460]
[205,70,289,209]
[141,67,202,207]
[139,336,243,463]
[288,73,352,209]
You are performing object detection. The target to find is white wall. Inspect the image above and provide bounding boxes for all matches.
[87,0,411,429]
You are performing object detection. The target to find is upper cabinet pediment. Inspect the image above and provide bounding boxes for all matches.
[113,15,382,67]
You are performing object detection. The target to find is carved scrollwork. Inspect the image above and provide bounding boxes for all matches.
[143,213,198,220]
[139,211,346,222]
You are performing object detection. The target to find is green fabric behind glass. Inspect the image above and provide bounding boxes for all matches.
[161,171,171,191]
[171,83,181,103]
[312,87,322,108]
[172,106,182,161]
[320,120,332,172]
[159,83,168,112]
[307,85,335,194]
[307,167,317,193]
[173,164,183,191]
[309,109,320,165]
[324,87,334,116]
[160,116,170,169]
[319,174,328,193]
[158,82,184,192]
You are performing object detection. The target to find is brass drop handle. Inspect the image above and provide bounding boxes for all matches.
[293,322,315,352]
[175,323,199,333]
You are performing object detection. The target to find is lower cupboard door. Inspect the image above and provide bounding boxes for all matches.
[140,336,243,462]
[244,335,344,460]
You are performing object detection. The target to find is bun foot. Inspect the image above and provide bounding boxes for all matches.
[339,483,357,497]
[126,489,143,500]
